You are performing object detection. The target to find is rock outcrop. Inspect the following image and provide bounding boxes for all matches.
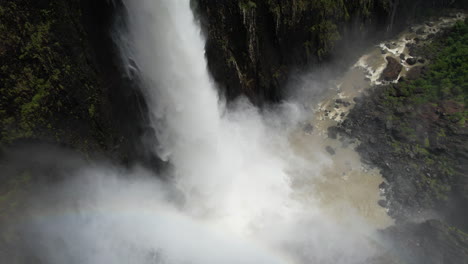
[381,56,403,81]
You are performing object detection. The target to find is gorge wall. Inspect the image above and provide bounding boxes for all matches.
[1,0,467,155]
[196,0,468,104]
[0,0,160,167]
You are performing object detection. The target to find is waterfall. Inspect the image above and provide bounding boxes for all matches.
[118,0,302,235]
[114,1,382,263]
[14,1,388,263]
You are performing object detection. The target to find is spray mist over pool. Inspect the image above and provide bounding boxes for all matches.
[16,0,394,263]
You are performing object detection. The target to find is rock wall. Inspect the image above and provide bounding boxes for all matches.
[195,0,467,105]
[0,0,159,167]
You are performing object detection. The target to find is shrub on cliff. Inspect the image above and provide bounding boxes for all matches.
[0,0,110,152]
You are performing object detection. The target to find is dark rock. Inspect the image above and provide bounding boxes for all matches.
[418,58,426,63]
[327,127,339,139]
[416,27,426,34]
[406,66,424,80]
[335,99,351,107]
[381,57,403,81]
[406,57,417,65]
[378,199,388,207]
[400,53,406,60]
[379,182,389,189]
[385,43,396,49]
[383,220,468,264]
[325,146,336,155]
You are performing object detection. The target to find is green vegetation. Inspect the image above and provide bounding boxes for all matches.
[263,0,392,60]
[0,0,110,151]
[390,20,468,106]
[311,20,341,59]
[239,1,257,11]
[307,0,348,60]
[373,20,468,208]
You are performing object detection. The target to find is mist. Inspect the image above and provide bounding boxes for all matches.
[4,0,394,263]
[12,158,384,264]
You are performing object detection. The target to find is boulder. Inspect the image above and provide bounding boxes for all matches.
[381,57,403,81]
[378,199,387,207]
[406,57,417,65]
[325,146,336,155]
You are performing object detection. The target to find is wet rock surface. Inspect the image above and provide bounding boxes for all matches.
[195,1,396,104]
[332,16,468,262]
[337,85,468,224]
[381,57,403,81]
[382,220,468,264]
[195,1,468,105]
[406,57,417,65]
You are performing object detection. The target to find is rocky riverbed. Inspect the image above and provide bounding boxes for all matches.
[325,11,468,264]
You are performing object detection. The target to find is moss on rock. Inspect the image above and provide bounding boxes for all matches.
[0,0,113,153]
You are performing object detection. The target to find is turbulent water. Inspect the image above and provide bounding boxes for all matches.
[16,1,408,263]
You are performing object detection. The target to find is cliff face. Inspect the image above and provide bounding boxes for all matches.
[196,0,467,104]
[0,0,155,165]
[0,0,99,150]
[1,0,464,157]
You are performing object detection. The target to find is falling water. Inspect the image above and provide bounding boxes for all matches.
[13,1,398,263]
[114,0,387,263]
